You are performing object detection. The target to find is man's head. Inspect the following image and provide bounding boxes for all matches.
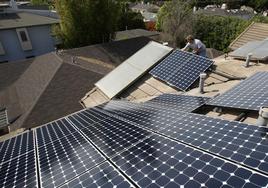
[186,35,194,43]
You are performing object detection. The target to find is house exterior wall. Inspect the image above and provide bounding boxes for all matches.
[0,25,56,62]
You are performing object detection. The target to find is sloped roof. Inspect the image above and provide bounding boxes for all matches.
[0,12,59,30]
[95,41,173,99]
[229,22,268,50]
[115,29,159,41]
[0,37,152,130]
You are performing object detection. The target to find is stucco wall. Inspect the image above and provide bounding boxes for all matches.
[0,25,56,62]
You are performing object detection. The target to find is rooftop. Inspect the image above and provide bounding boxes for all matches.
[0,36,152,132]
[229,22,268,50]
[0,11,59,30]
[115,29,159,41]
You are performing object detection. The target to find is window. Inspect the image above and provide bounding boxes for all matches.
[16,28,32,51]
[19,31,28,42]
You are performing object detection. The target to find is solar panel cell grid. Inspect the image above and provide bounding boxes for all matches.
[36,118,78,147]
[112,134,268,188]
[97,100,268,175]
[146,94,210,112]
[37,131,105,188]
[67,111,151,157]
[208,72,268,111]
[0,131,34,164]
[61,162,133,188]
[0,151,38,188]
[150,50,213,91]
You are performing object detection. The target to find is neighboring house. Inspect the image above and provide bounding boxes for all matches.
[114,29,159,41]
[0,36,152,132]
[229,22,268,50]
[196,7,255,20]
[0,11,59,62]
[130,2,160,13]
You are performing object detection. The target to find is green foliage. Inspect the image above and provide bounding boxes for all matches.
[194,14,250,52]
[117,4,145,31]
[156,0,194,47]
[54,0,121,49]
[245,0,268,11]
[31,0,53,6]
[252,15,268,23]
[156,2,168,31]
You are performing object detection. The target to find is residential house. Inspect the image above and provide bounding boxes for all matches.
[0,2,59,62]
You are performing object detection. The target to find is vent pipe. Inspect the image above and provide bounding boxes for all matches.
[244,53,252,67]
[10,0,18,10]
[199,73,207,94]
[256,107,268,126]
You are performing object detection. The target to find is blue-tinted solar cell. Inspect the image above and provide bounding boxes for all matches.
[68,108,112,130]
[38,131,105,188]
[0,131,34,164]
[97,100,268,175]
[150,50,213,91]
[61,162,132,188]
[67,111,151,157]
[96,100,187,131]
[112,134,268,188]
[0,151,38,188]
[208,72,268,111]
[146,94,210,112]
[36,118,78,146]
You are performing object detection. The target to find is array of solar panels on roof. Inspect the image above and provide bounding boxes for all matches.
[207,71,268,111]
[2,96,268,187]
[229,39,268,61]
[150,50,214,91]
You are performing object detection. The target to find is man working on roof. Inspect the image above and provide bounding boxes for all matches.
[181,35,207,57]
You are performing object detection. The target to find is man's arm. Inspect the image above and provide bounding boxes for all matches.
[181,42,190,51]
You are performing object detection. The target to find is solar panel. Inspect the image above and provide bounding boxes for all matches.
[95,41,172,99]
[207,72,268,111]
[0,151,38,188]
[67,109,151,157]
[112,134,268,188]
[229,40,268,60]
[61,162,132,188]
[37,131,105,188]
[145,94,210,112]
[150,50,213,91]
[36,118,78,147]
[0,131,34,164]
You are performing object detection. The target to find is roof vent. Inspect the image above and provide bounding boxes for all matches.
[244,53,252,67]
[256,107,268,126]
[9,0,18,10]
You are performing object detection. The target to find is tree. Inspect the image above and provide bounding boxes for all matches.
[54,0,121,48]
[157,0,194,47]
[194,14,250,52]
[117,3,145,31]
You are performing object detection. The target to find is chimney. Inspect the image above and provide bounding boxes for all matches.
[10,0,18,10]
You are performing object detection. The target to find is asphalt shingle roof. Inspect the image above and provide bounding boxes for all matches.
[0,12,59,30]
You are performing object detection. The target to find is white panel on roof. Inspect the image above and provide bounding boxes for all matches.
[95,41,173,99]
[229,40,268,60]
